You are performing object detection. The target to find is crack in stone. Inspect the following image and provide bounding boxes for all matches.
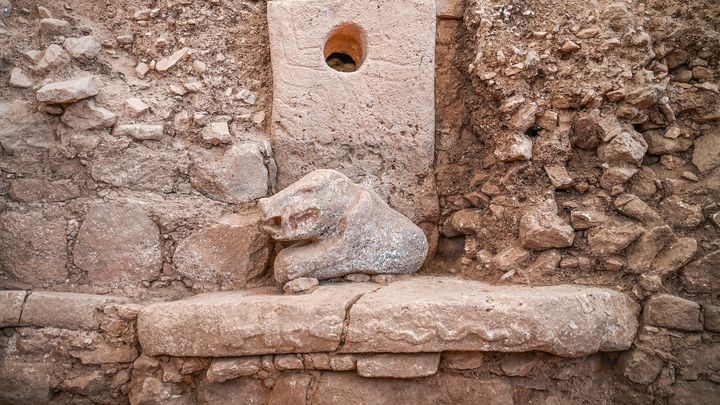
[335,286,382,353]
[16,290,30,326]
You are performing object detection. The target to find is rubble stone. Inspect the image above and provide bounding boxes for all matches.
[356,353,440,378]
[268,373,312,405]
[682,250,720,293]
[490,246,531,271]
[598,130,647,166]
[0,361,50,404]
[659,196,704,228]
[283,277,319,293]
[197,377,268,405]
[618,349,663,385]
[519,211,574,250]
[570,209,607,230]
[669,381,720,405]
[174,212,271,287]
[190,143,269,204]
[206,357,263,383]
[61,99,116,130]
[124,97,149,116]
[34,44,70,72]
[704,305,720,332]
[36,76,100,104]
[494,132,533,162]
[614,194,661,223]
[63,35,101,59]
[156,47,189,72]
[440,352,484,370]
[654,237,697,276]
[692,129,720,173]
[20,291,130,330]
[501,353,540,377]
[39,18,70,35]
[544,165,573,189]
[645,131,693,155]
[113,123,164,141]
[73,204,162,284]
[258,170,428,283]
[0,211,67,285]
[644,294,702,332]
[626,225,674,273]
[202,121,232,145]
[70,343,139,364]
[90,146,180,192]
[9,67,33,87]
[587,224,643,256]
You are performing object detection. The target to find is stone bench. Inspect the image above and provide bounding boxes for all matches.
[138,276,639,358]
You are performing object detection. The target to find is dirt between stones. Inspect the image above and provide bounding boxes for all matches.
[0,0,719,403]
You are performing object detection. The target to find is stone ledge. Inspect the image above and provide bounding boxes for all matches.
[19,291,131,330]
[137,276,639,358]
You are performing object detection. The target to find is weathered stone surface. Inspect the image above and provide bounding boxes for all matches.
[669,380,720,405]
[207,357,263,383]
[267,0,437,225]
[61,99,116,130]
[654,237,697,276]
[267,374,311,405]
[63,35,101,59]
[644,131,692,155]
[113,123,163,141]
[39,18,70,35]
[0,361,50,404]
[440,351,484,370]
[626,225,674,273]
[20,291,130,330]
[544,165,573,189]
[705,305,720,332]
[344,277,639,357]
[618,349,663,385]
[312,372,514,405]
[570,209,607,230]
[34,44,70,73]
[124,97,149,117]
[659,196,704,228]
[62,370,106,396]
[682,250,720,293]
[357,353,440,378]
[519,211,574,250]
[692,129,720,173]
[137,283,376,356]
[73,204,162,284]
[500,353,540,377]
[174,212,271,287]
[90,145,180,192]
[644,294,702,332]
[36,76,100,104]
[197,377,269,405]
[275,354,305,370]
[259,170,428,284]
[70,343,138,364]
[9,178,80,203]
[490,246,530,271]
[190,143,269,204]
[587,224,643,256]
[0,290,26,327]
[600,164,638,189]
[0,211,67,285]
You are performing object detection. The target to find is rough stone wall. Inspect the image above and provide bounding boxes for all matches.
[0,0,719,403]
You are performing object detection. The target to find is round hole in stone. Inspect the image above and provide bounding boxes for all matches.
[323,23,366,73]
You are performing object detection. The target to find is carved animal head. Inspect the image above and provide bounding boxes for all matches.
[258,169,358,241]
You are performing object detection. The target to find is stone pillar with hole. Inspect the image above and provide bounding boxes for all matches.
[266,0,439,255]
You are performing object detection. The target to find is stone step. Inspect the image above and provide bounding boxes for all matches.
[138,277,639,358]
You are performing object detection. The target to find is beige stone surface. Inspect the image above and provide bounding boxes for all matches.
[137,283,376,357]
[343,277,639,357]
[0,290,26,327]
[267,0,438,226]
[357,353,440,378]
[20,291,130,330]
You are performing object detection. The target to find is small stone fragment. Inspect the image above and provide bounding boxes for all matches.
[654,237,697,276]
[202,121,232,145]
[570,209,606,230]
[39,18,70,35]
[9,67,32,88]
[598,130,648,166]
[644,294,702,331]
[626,225,674,273]
[345,273,371,282]
[36,76,100,104]
[136,62,150,78]
[156,47,189,72]
[691,130,720,173]
[35,43,70,72]
[544,165,573,189]
[508,101,537,132]
[61,99,116,130]
[519,211,574,250]
[63,36,101,59]
[613,194,661,223]
[283,277,319,293]
[125,97,149,117]
[600,164,638,189]
[113,123,164,141]
[494,132,533,162]
[274,354,304,370]
[645,131,692,155]
[682,250,720,293]
[618,349,663,385]
[560,40,580,53]
[207,357,263,383]
[490,246,531,272]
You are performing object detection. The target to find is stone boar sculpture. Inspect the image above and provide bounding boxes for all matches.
[258,169,428,286]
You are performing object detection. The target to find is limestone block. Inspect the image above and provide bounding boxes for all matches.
[0,211,67,285]
[356,353,440,378]
[36,76,100,104]
[90,146,181,192]
[0,290,26,327]
[20,291,130,330]
[173,212,271,287]
[258,170,428,284]
[644,294,702,332]
[267,0,438,225]
[343,277,639,357]
[137,283,377,357]
[73,203,162,285]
